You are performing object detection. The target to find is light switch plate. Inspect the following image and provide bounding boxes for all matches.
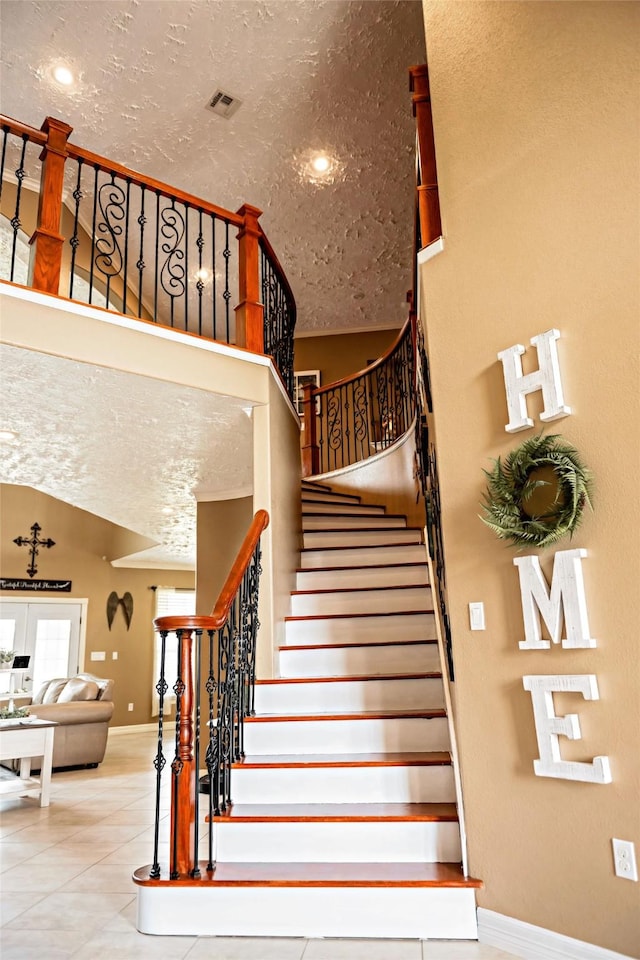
[469,602,485,630]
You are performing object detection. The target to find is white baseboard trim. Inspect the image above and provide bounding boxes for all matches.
[477,908,635,960]
[109,723,157,736]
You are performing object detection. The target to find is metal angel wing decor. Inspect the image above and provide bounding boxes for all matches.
[106,591,134,630]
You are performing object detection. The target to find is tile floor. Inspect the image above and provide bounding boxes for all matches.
[0,730,519,960]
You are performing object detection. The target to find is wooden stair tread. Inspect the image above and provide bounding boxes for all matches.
[135,861,482,888]
[213,801,458,822]
[280,639,438,651]
[296,562,428,573]
[285,609,434,622]
[301,542,423,552]
[233,751,451,768]
[246,709,446,723]
[255,672,442,685]
[304,526,419,533]
[291,584,431,596]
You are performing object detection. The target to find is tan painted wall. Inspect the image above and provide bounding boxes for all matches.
[294,328,400,387]
[421,2,639,954]
[253,378,302,679]
[196,497,254,615]
[0,484,194,728]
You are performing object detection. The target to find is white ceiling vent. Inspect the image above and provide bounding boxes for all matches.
[205,89,242,120]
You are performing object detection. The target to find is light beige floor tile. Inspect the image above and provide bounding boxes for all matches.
[24,841,121,864]
[95,808,158,825]
[102,897,138,931]
[422,945,516,960]
[67,822,149,844]
[186,936,308,960]
[1,859,89,891]
[58,862,139,893]
[4,891,134,931]
[0,840,54,871]
[1,822,84,843]
[0,928,87,959]
[0,892,47,925]
[303,939,422,960]
[100,840,170,864]
[70,929,197,959]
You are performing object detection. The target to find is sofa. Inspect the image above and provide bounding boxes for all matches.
[27,673,114,769]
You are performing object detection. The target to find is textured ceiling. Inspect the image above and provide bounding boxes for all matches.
[0,342,254,568]
[0,0,426,334]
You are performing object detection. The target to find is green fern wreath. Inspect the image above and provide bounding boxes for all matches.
[480,434,593,548]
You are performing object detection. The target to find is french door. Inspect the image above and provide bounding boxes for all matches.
[0,600,86,695]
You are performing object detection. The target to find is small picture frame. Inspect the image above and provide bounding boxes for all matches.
[293,370,321,417]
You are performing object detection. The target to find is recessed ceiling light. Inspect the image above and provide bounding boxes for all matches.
[161,506,174,516]
[52,65,74,86]
[312,155,331,173]
[0,429,17,441]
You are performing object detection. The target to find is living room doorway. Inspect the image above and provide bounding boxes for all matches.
[0,599,87,696]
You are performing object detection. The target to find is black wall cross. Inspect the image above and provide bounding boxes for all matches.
[13,522,56,578]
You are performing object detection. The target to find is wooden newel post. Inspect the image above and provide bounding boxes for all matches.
[235,203,264,354]
[170,630,196,878]
[409,65,442,246]
[301,382,319,478]
[28,116,73,295]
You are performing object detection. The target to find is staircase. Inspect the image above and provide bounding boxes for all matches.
[136,480,480,938]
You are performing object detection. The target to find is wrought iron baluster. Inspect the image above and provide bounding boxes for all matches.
[69,159,84,298]
[0,125,9,206]
[211,215,217,341]
[205,628,217,868]
[196,209,204,336]
[184,205,189,331]
[160,197,186,327]
[170,630,185,879]
[191,628,201,878]
[95,172,126,309]
[150,630,168,879]
[88,166,99,304]
[122,179,131,316]
[223,220,231,342]
[9,134,28,281]
[154,191,160,321]
[136,185,146,319]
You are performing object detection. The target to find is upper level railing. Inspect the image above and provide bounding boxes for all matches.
[0,115,295,399]
[139,509,268,882]
[301,317,416,477]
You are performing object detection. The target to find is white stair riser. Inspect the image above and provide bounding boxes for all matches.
[290,586,432,616]
[301,544,426,568]
[304,529,421,548]
[296,565,429,591]
[230,763,455,804]
[215,820,462,863]
[302,501,384,515]
[244,717,450,754]
[303,515,406,531]
[254,677,444,714]
[137,886,479,938]
[279,643,441,677]
[284,613,436,646]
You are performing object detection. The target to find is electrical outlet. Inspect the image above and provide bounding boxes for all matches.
[612,839,638,881]
[128,702,134,712]
[112,651,118,660]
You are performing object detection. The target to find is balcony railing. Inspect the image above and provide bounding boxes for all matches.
[301,317,416,477]
[0,115,296,399]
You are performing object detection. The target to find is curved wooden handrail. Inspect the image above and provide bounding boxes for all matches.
[155,509,269,634]
[0,114,48,145]
[258,230,296,311]
[67,142,244,227]
[312,317,411,397]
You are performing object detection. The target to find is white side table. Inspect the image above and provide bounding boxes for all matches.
[0,719,57,807]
